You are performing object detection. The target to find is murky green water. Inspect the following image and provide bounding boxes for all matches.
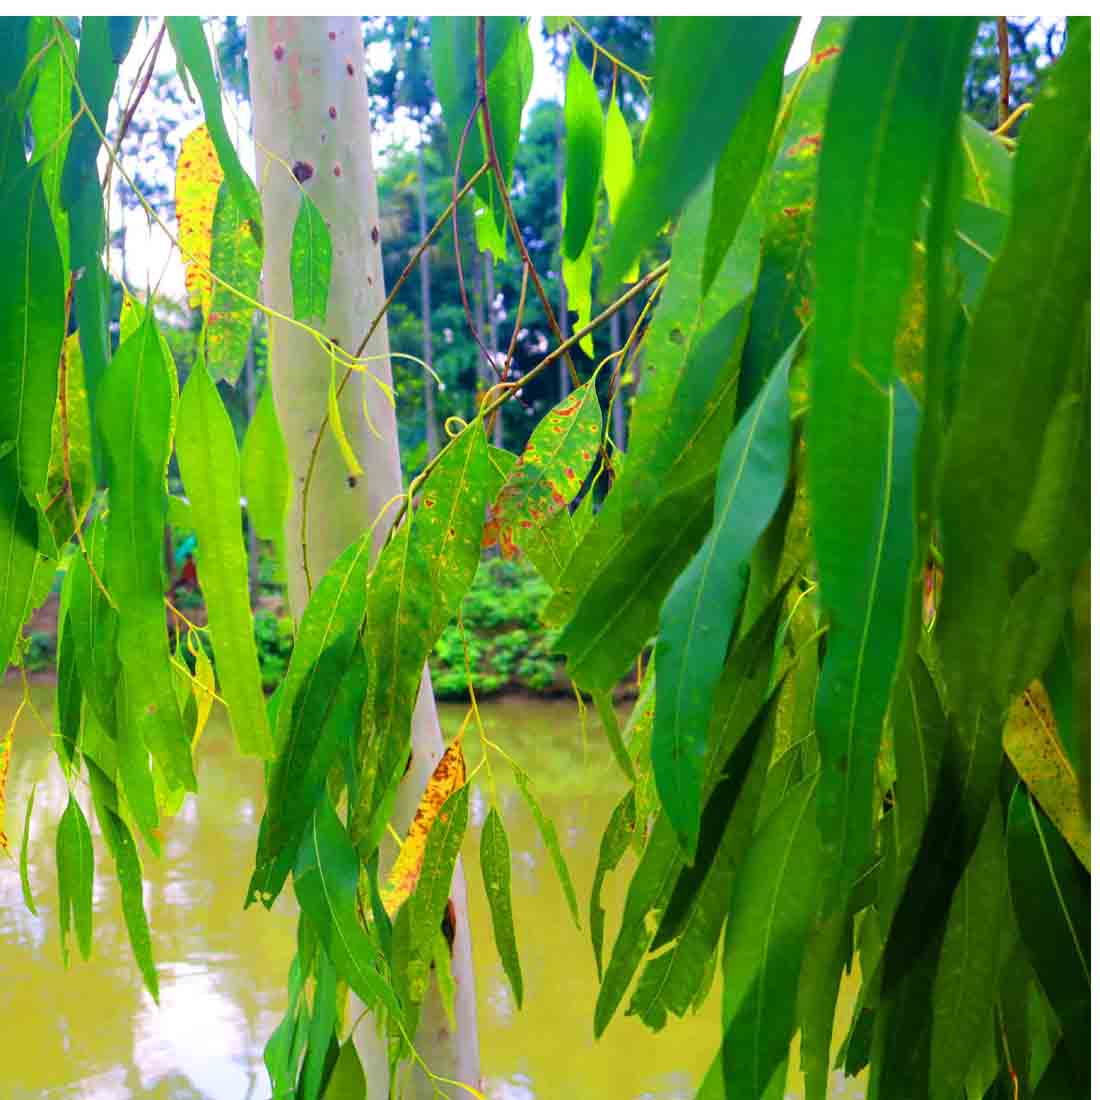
[2,686,732,1099]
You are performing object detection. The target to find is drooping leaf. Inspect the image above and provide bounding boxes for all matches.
[960,115,1013,213]
[174,123,224,314]
[481,806,523,1008]
[653,338,795,856]
[56,792,94,964]
[55,627,81,771]
[291,191,333,324]
[381,739,466,916]
[812,17,977,905]
[99,314,195,793]
[1005,784,1090,1077]
[1003,682,1088,870]
[0,450,37,674]
[511,763,580,928]
[602,17,798,289]
[207,182,263,381]
[241,380,290,576]
[19,781,37,914]
[702,22,792,295]
[719,776,820,1096]
[591,788,636,981]
[602,91,637,284]
[166,16,263,241]
[562,47,604,261]
[929,791,1008,1100]
[176,361,272,758]
[561,189,595,355]
[300,948,338,1100]
[321,1040,366,1100]
[293,796,403,1020]
[86,760,160,1002]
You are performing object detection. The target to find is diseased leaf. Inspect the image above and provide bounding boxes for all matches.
[602,17,798,288]
[176,361,272,758]
[291,191,333,324]
[406,783,469,960]
[490,381,601,563]
[56,793,94,964]
[511,763,580,928]
[166,17,263,241]
[293,796,404,1020]
[653,338,795,856]
[382,739,466,915]
[1006,784,1090,1077]
[99,314,195,793]
[481,806,523,1008]
[562,48,604,261]
[207,181,262,381]
[591,788,636,981]
[1004,682,1089,870]
[174,124,223,314]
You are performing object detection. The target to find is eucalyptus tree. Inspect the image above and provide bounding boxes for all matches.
[0,14,1090,1100]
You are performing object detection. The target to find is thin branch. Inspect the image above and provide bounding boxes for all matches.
[476,17,580,389]
[997,17,1011,128]
[567,17,651,91]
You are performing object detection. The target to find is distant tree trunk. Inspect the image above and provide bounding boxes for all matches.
[610,307,626,451]
[417,139,439,459]
[246,17,480,1097]
[483,252,503,447]
[554,105,569,400]
[244,331,260,602]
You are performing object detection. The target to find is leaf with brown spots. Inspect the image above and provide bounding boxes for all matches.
[174,124,223,314]
[489,380,602,563]
[381,739,467,916]
[1004,681,1089,870]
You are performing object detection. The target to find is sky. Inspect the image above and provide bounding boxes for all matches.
[109,17,822,302]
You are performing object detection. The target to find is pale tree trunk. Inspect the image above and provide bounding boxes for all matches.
[554,106,569,400]
[417,140,439,459]
[246,17,480,1097]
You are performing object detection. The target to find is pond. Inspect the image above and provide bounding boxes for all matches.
[0,683,862,1100]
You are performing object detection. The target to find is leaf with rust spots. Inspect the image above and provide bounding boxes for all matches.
[174,124,223,314]
[381,739,467,916]
[1004,681,1089,870]
[489,381,602,566]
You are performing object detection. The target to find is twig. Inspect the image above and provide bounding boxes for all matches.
[567,17,651,90]
[997,17,1011,128]
[476,17,579,389]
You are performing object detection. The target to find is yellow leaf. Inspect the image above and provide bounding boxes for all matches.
[189,634,217,749]
[175,124,223,314]
[1003,680,1090,870]
[381,740,466,916]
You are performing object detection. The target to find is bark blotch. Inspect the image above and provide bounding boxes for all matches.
[292,160,314,182]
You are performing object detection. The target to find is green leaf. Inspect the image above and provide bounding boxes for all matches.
[176,361,272,758]
[812,19,978,905]
[87,760,160,1001]
[590,787,636,981]
[290,191,333,324]
[511,763,580,928]
[301,948,338,1100]
[1006,784,1090,1076]
[929,791,1007,1100]
[490,381,601,569]
[55,627,81,771]
[99,315,195,793]
[794,906,850,1100]
[0,450,37,673]
[960,115,1012,213]
[0,164,65,507]
[653,338,795,856]
[293,796,404,1020]
[480,807,524,1008]
[166,16,263,242]
[628,685,781,1031]
[56,792,94,964]
[602,17,798,289]
[702,24,791,296]
[561,197,595,355]
[241,380,290,567]
[562,47,604,261]
[207,182,262,381]
[322,1040,366,1099]
[19,781,37,914]
[407,783,469,959]
[602,91,636,283]
[937,29,1090,732]
[719,776,820,1096]
[355,423,493,844]
[250,534,374,906]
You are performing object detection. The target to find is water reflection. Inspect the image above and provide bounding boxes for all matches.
[1,686,817,1100]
